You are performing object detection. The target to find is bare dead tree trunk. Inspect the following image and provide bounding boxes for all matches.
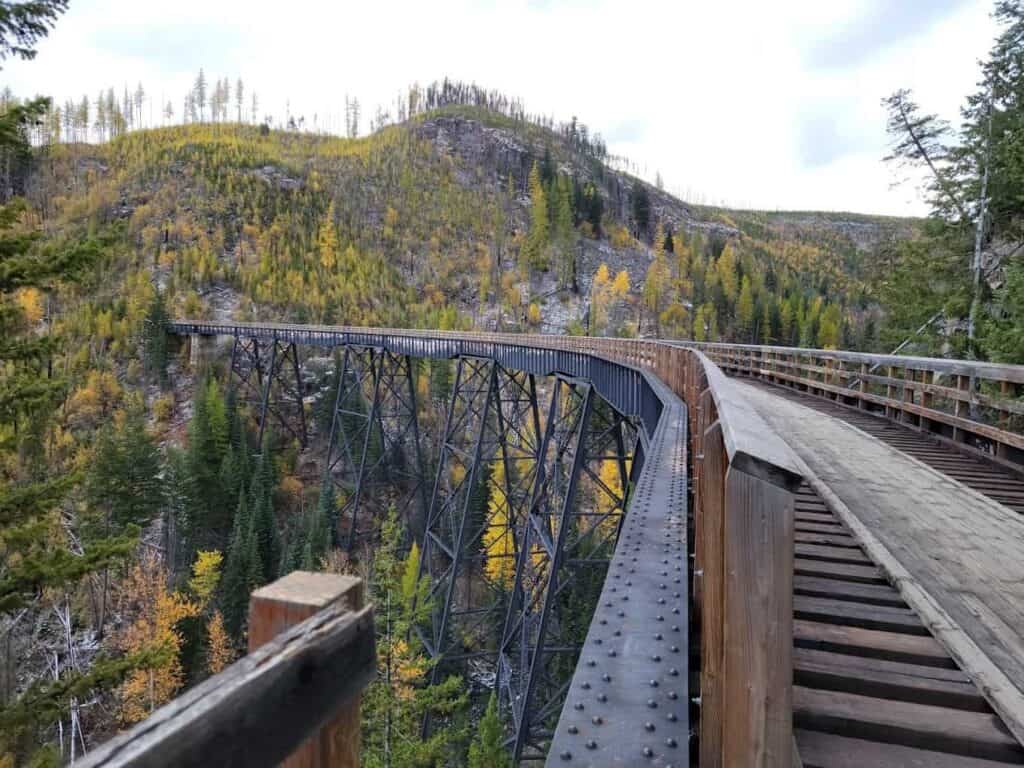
[968,88,994,349]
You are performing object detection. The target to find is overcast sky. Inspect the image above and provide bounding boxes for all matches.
[3,0,999,216]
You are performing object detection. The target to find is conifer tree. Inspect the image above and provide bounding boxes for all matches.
[523,162,549,272]
[221,493,253,639]
[553,174,575,289]
[142,288,170,386]
[737,276,755,340]
[468,693,511,768]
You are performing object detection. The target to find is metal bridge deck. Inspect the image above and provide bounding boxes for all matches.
[737,380,1024,766]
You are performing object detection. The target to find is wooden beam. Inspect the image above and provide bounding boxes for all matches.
[249,572,366,768]
[77,574,374,768]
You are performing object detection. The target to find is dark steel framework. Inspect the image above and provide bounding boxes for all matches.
[171,322,689,767]
[321,346,429,549]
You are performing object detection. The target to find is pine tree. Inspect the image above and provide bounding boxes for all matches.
[552,175,575,289]
[523,162,549,272]
[142,288,170,386]
[468,693,510,768]
[249,446,280,584]
[737,276,755,340]
[220,493,252,639]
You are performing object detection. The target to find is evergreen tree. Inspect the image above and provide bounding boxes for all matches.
[552,174,575,289]
[468,693,511,768]
[220,492,252,639]
[249,445,280,585]
[523,162,549,272]
[142,288,170,386]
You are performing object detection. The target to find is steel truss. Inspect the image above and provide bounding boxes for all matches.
[414,356,637,759]
[229,335,307,448]
[320,346,429,551]
[497,378,639,762]
[417,358,546,681]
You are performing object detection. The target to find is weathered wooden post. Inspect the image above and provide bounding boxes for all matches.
[249,572,366,768]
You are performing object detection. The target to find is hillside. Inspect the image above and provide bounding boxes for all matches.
[29,106,918,358]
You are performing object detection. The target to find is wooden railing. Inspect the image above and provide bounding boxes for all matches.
[79,572,374,768]
[170,323,807,767]
[684,341,1024,473]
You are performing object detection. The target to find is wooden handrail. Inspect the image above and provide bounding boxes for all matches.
[680,340,1024,472]
[78,573,374,768]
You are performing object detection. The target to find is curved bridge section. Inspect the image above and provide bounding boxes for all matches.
[170,322,804,767]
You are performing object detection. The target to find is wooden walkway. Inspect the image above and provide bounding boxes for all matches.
[737,381,1024,766]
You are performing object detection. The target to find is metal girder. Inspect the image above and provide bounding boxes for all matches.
[229,335,307,448]
[321,347,428,551]
[496,379,638,762]
[416,358,547,693]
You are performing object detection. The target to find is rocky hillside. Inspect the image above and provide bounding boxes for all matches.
[27,105,919,362]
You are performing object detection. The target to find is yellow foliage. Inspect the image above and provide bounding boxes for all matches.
[609,224,633,249]
[482,461,515,588]
[612,270,630,298]
[117,554,199,724]
[206,611,235,676]
[67,370,123,429]
[527,302,542,326]
[189,550,223,608]
[15,287,44,324]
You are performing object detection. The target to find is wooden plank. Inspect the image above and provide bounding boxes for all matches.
[76,600,375,768]
[794,543,872,566]
[794,531,859,548]
[722,467,794,768]
[794,648,986,711]
[795,729,1021,768]
[793,686,1024,762]
[793,576,906,608]
[794,595,927,636]
[794,620,955,668]
[794,559,886,584]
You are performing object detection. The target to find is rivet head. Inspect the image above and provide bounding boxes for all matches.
[666,737,678,748]
[668,691,678,700]
[643,746,654,757]
[568,725,578,734]
[586,739,597,750]
[574,702,585,711]
[582,682,591,690]
[644,721,656,732]
[560,749,572,760]
[602,673,611,682]
[591,715,603,725]
[667,712,678,722]
[608,650,617,657]
[647,699,658,708]
[650,679,659,687]
[597,693,607,702]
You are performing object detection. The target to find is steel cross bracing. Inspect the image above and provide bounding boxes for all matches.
[497,378,639,762]
[320,346,429,550]
[416,360,545,678]
[229,335,308,448]
[169,321,690,767]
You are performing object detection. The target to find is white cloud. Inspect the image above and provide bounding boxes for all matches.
[3,0,998,216]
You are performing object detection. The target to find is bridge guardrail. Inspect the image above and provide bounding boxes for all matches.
[683,341,1024,474]
[166,323,804,767]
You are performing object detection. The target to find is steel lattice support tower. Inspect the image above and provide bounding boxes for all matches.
[497,378,638,762]
[320,346,429,551]
[416,358,547,695]
[228,335,307,448]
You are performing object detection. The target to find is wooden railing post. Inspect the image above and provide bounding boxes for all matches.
[721,466,795,768]
[249,572,365,768]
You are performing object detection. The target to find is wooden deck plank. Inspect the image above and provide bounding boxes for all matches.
[794,596,926,636]
[794,686,1024,762]
[739,380,1024,746]
[793,576,906,608]
[794,620,955,668]
[795,729,1024,768]
[794,559,886,584]
[794,648,986,710]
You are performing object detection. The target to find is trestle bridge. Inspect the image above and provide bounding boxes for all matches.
[82,324,1024,768]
